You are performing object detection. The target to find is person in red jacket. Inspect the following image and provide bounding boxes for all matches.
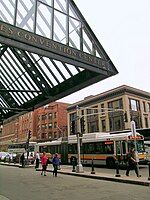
[41,152,48,176]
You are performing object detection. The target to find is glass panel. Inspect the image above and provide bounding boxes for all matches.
[0,0,15,24]
[36,2,52,38]
[54,0,67,13]
[69,18,80,49]
[82,29,92,54]
[69,3,78,19]
[39,0,52,6]
[53,60,71,79]
[54,10,67,44]
[16,0,34,31]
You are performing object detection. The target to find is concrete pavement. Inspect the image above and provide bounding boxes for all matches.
[0,162,150,187]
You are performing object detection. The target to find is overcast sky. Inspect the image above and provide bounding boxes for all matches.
[60,0,150,104]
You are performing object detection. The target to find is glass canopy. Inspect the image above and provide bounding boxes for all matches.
[0,0,118,123]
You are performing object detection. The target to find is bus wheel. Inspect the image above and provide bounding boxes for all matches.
[106,158,115,168]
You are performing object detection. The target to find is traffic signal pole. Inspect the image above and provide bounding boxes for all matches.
[26,130,31,164]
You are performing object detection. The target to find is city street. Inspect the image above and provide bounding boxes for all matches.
[0,165,149,200]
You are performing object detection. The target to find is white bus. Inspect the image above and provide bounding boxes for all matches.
[35,132,147,168]
[8,142,36,163]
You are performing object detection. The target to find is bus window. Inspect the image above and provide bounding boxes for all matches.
[84,143,95,154]
[105,144,114,154]
[136,140,145,153]
[68,144,77,154]
[128,140,145,153]
[95,142,103,154]
[39,146,48,153]
[116,141,121,155]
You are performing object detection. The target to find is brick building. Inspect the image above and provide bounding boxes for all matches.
[0,102,69,151]
[35,102,69,141]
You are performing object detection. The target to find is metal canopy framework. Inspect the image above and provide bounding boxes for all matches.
[0,0,118,123]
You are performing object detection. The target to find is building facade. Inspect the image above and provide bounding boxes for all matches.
[35,102,69,142]
[67,85,150,135]
[0,102,69,151]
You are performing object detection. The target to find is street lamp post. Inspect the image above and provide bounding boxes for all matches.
[131,121,140,175]
[76,106,84,173]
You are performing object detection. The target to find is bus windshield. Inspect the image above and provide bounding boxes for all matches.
[128,140,145,153]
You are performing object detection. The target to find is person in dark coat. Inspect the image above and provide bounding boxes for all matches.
[126,147,141,177]
[52,153,60,177]
[20,153,25,168]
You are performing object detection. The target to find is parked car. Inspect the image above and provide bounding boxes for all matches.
[0,152,9,161]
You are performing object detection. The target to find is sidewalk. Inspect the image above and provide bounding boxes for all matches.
[39,164,150,187]
[1,162,150,187]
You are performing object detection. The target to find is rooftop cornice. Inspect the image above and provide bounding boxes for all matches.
[67,85,150,111]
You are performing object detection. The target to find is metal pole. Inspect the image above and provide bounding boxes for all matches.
[76,132,84,173]
[148,162,150,181]
[72,157,76,172]
[115,160,121,177]
[76,106,84,173]
[91,158,95,174]
[131,121,140,176]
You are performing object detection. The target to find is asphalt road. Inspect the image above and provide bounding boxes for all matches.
[0,165,150,200]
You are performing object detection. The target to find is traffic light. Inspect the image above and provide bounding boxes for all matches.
[71,120,76,134]
[80,117,85,133]
[28,130,31,139]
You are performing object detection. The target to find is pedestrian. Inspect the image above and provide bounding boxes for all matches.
[41,152,48,176]
[52,153,60,177]
[126,147,141,177]
[35,151,40,169]
[20,152,25,168]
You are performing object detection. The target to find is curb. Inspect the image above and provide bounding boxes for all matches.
[36,169,150,187]
[0,162,34,168]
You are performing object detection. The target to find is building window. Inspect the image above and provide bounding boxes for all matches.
[101,119,106,132]
[70,112,77,122]
[54,132,57,139]
[81,109,84,117]
[87,106,99,133]
[41,133,46,139]
[54,112,57,118]
[54,122,57,128]
[87,121,99,133]
[108,98,123,110]
[48,123,52,129]
[41,124,46,129]
[48,132,52,139]
[145,117,148,128]
[101,103,105,115]
[148,103,150,112]
[109,116,123,131]
[41,115,46,120]
[129,99,140,111]
[48,113,52,120]
[143,102,146,112]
